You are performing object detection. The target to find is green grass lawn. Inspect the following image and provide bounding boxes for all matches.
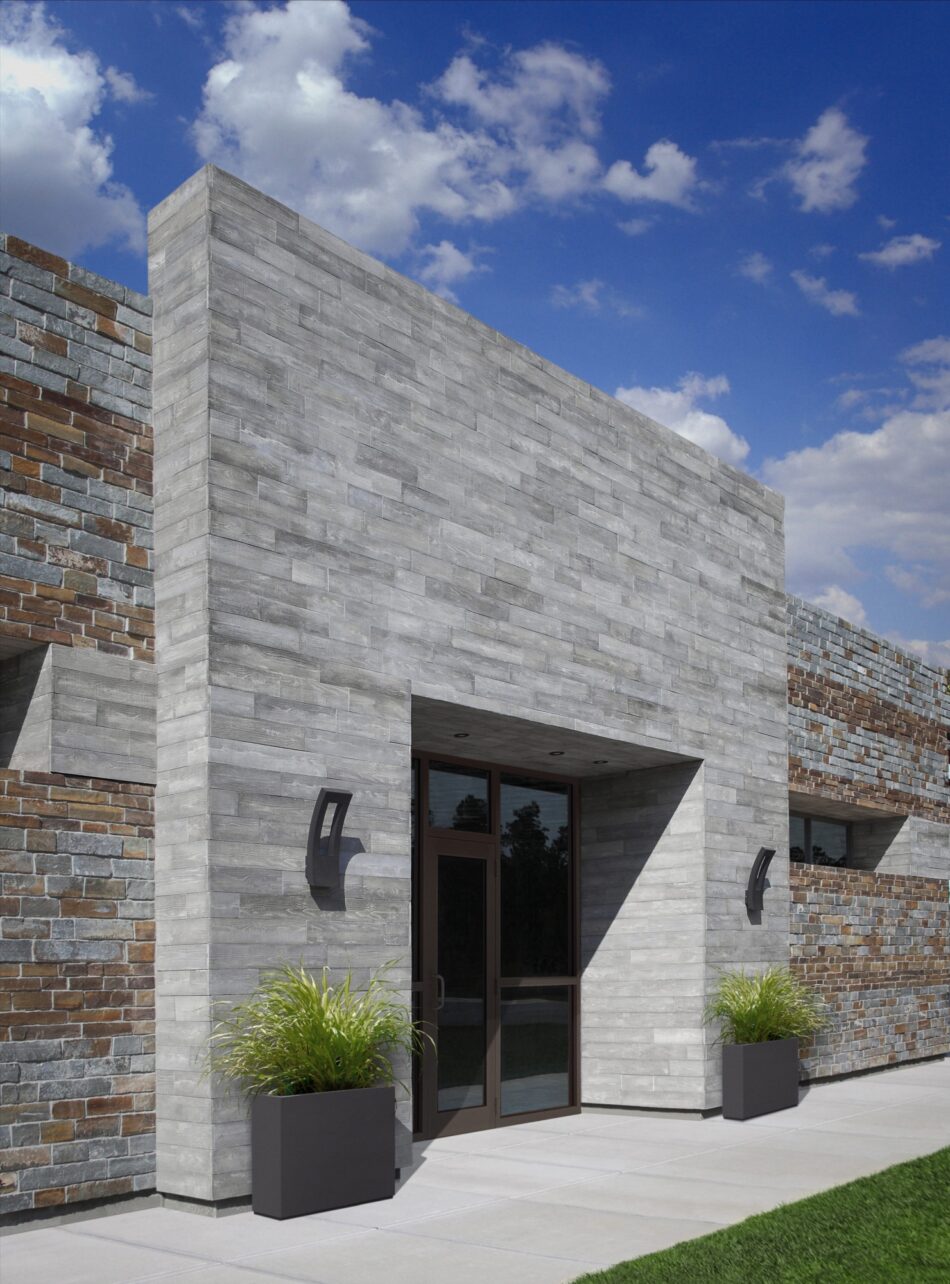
[574,1147,950,1284]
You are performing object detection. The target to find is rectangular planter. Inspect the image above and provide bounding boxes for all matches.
[722,1037,800,1120]
[251,1084,395,1219]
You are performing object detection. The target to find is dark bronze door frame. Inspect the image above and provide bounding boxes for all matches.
[413,751,581,1139]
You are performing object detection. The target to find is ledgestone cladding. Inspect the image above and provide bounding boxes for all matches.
[0,235,153,659]
[790,864,949,1078]
[0,773,155,1217]
[149,166,789,1202]
[0,235,156,1219]
[786,596,949,822]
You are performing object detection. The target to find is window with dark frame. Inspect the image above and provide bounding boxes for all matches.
[790,813,850,867]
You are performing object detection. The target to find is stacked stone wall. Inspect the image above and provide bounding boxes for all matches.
[0,772,154,1216]
[0,235,155,1220]
[0,234,152,658]
[786,596,948,820]
[790,864,949,1078]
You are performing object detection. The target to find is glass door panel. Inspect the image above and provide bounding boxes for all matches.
[416,756,577,1138]
[437,854,487,1112]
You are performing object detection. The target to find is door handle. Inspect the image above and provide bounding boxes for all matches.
[435,973,445,1011]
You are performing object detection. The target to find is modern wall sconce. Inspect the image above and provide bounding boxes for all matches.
[745,846,776,918]
[306,789,353,890]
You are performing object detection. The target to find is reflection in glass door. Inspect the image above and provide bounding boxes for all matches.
[437,854,487,1111]
[499,774,572,1117]
[415,755,578,1138]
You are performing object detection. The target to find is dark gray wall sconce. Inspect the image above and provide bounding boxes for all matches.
[745,846,776,918]
[306,789,353,890]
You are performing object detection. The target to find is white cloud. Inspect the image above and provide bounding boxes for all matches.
[784,107,868,213]
[103,66,151,104]
[791,270,860,316]
[711,133,787,152]
[437,41,608,137]
[199,6,510,252]
[860,233,940,269]
[0,2,145,256]
[618,217,652,236]
[435,41,609,202]
[175,5,204,31]
[738,251,772,284]
[551,278,641,318]
[901,335,950,411]
[193,0,506,256]
[809,243,836,259]
[902,335,950,366]
[809,585,869,627]
[416,239,486,302]
[552,279,604,311]
[766,408,949,589]
[764,340,950,658]
[603,140,700,209]
[877,214,897,230]
[615,372,750,465]
[885,564,950,610]
[886,636,950,669]
[191,2,695,257]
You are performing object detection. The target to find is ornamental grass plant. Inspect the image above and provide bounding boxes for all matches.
[208,963,424,1097]
[705,965,826,1045]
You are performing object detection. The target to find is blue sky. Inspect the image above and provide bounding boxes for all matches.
[2,0,948,664]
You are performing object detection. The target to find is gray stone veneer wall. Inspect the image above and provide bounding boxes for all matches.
[581,763,712,1109]
[149,166,788,1201]
[1,646,156,784]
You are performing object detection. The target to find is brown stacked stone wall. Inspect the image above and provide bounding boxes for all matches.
[790,863,949,1078]
[786,596,949,821]
[1,235,155,1220]
[0,234,152,659]
[0,772,154,1216]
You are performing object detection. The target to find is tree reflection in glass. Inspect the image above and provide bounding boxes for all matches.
[428,764,489,832]
[500,780,570,977]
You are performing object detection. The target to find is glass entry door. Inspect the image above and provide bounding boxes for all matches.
[415,755,578,1138]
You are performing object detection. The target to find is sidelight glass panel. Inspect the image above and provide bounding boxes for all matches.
[437,855,486,1111]
[500,986,571,1116]
[429,764,490,832]
[500,776,570,976]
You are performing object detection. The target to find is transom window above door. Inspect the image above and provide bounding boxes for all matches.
[427,763,490,832]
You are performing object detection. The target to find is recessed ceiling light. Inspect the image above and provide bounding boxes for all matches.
[549,750,565,757]
[453,732,470,739]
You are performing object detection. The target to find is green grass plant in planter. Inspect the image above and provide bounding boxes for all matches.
[208,963,426,1220]
[705,966,826,1121]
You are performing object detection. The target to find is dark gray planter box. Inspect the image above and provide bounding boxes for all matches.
[251,1084,395,1219]
[722,1037,800,1120]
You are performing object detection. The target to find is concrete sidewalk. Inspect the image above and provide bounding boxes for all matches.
[3,1058,948,1284]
